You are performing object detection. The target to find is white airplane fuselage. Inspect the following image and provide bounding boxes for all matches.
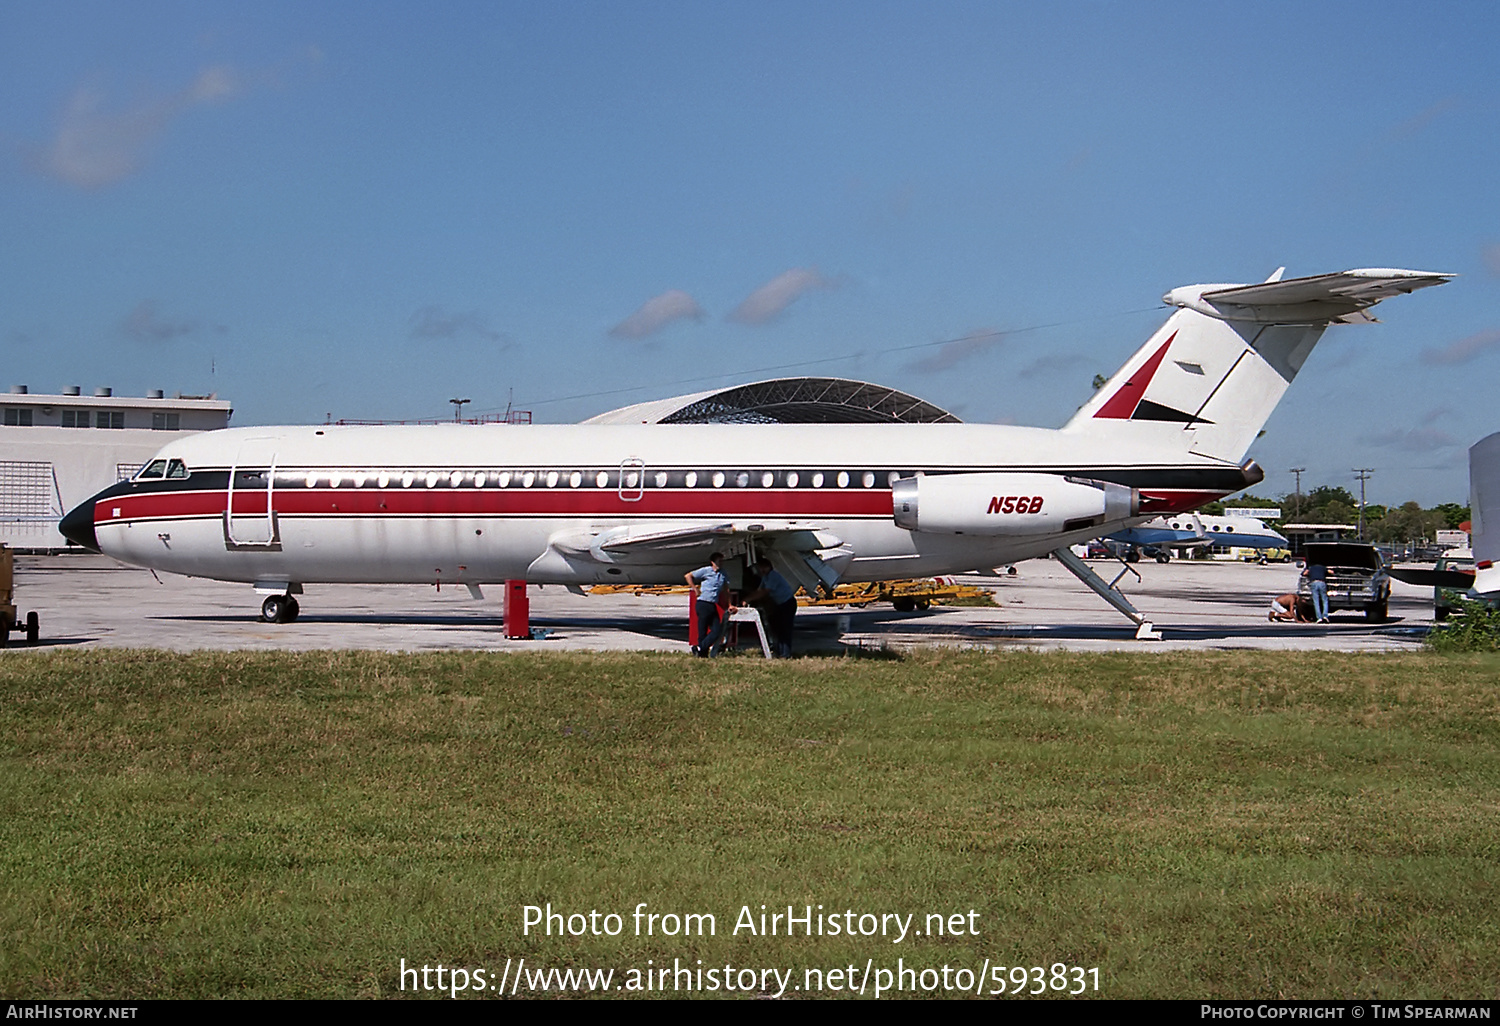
[75,421,1241,588]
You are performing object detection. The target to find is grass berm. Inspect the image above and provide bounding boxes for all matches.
[2,649,1498,999]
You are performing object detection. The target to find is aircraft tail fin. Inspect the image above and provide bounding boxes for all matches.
[1064,267,1453,464]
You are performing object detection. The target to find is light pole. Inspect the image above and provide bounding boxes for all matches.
[450,397,470,423]
[1353,468,1373,541]
[1289,467,1305,520]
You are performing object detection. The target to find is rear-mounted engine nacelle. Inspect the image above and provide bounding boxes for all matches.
[892,473,1137,536]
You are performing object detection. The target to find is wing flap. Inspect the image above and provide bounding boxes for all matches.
[595,521,841,557]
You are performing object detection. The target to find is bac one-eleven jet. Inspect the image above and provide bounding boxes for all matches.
[60,267,1450,637]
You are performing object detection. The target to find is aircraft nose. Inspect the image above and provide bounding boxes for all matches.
[59,498,100,551]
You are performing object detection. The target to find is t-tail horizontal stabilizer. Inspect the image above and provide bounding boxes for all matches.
[1165,268,1455,325]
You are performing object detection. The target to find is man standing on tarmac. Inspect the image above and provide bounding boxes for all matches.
[1303,558,1330,623]
[685,553,729,657]
[733,557,799,658]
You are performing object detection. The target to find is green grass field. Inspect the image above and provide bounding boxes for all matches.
[2,649,1498,999]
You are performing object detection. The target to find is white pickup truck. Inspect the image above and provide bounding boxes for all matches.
[1298,542,1392,622]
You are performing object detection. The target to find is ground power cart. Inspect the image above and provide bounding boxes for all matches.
[1,545,41,646]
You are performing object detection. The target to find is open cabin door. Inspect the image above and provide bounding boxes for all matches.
[224,445,281,550]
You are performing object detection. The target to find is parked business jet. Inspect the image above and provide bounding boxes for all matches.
[59,267,1450,635]
[1107,513,1287,561]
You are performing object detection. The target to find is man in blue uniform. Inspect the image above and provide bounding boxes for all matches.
[735,557,799,658]
[685,553,729,657]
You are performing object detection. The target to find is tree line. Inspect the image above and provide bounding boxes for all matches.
[1202,487,1470,545]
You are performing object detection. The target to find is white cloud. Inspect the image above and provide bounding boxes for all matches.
[1365,426,1461,453]
[1421,329,1500,366]
[609,290,705,339]
[1017,352,1082,379]
[410,306,506,344]
[907,330,1004,373]
[38,66,242,189]
[729,268,836,325]
[122,300,198,342]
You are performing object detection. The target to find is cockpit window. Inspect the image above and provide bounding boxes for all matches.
[138,460,168,480]
[166,459,188,479]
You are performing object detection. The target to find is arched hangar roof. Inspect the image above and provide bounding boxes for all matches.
[581,377,962,425]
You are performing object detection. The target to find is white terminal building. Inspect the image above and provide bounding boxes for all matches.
[2,384,232,550]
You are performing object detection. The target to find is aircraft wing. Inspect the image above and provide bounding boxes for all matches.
[529,520,854,596]
[1388,565,1475,589]
[1198,268,1455,324]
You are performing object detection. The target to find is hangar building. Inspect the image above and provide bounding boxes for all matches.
[582,377,960,425]
[1,385,232,550]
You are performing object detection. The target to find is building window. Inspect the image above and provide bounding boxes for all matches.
[97,411,125,429]
[62,409,91,428]
[152,412,181,430]
[3,408,34,426]
[0,460,59,518]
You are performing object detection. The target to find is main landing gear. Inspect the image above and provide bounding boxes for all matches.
[261,594,300,624]
[1052,545,1163,640]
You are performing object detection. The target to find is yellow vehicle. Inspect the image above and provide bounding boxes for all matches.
[1,545,41,647]
[1238,546,1290,563]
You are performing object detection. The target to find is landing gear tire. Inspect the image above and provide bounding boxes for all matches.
[0,613,10,648]
[25,611,38,644]
[1366,601,1388,623]
[261,595,299,624]
[1155,552,1171,564]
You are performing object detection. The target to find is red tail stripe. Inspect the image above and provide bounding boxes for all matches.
[1094,332,1175,419]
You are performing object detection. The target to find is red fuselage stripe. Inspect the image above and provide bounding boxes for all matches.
[97,488,896,523]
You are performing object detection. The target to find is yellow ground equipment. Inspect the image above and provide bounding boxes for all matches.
[798,578,995,611]
[589,577,995,611]
[1,545,41,647]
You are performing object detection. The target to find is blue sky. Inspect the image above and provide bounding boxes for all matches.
[3,1,1497,506]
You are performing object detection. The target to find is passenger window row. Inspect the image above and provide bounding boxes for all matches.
[264,468,912,490]
[1166,521,1236,532]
